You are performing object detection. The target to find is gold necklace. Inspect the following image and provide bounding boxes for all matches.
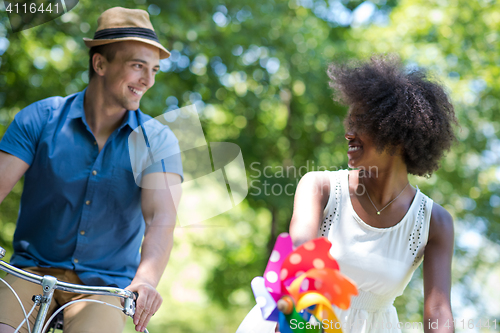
[361,176,410,215]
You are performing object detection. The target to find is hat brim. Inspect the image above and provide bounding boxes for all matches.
[83,37,170,59]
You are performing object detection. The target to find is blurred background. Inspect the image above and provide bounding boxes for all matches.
[0,0,499,332]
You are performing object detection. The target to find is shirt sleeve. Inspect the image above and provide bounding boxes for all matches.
[0,101,49,165]
[142,131,184,180]
[128,119,184,186]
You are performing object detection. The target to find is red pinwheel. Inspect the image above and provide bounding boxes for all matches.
[250,233,358,333]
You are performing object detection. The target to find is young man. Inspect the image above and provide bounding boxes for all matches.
[0,7,182,333]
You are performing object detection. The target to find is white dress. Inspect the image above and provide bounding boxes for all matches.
[318,170,433,333]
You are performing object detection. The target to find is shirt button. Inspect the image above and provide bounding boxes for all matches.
[85,200,91,205]
[73,258,79,263]
[92,170,97,176]
[80,230,86,236]
[93,141,97,145]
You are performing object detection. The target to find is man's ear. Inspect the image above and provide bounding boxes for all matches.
[92,53,107,77]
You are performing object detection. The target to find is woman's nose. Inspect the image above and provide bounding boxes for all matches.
[345,132,356,140]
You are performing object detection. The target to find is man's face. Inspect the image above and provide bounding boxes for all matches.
[100,41,160,112]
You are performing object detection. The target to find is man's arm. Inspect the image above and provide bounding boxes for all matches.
[0,151,30,204]
[126,171,181,332]
[423,203,455,332]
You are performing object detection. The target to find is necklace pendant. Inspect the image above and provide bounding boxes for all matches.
[377,211,381,215]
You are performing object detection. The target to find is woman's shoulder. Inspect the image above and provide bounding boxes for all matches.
[428,202,454,243]
[295,171,333,202]
[296,170,350,204]
[299,169,349,185]
[297,171,330,189]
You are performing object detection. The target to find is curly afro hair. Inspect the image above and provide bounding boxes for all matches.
[327,54,457,177]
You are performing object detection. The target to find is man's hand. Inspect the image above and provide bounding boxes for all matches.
[126,279,163,332]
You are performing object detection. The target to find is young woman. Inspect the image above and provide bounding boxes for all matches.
[289,55,457,332]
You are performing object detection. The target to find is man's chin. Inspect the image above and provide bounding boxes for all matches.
[125,101,141,111]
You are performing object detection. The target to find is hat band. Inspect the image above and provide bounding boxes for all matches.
[93,27,159,43]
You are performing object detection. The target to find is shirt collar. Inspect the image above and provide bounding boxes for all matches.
[67,88,86,120]
[120,109,140,131]
[68,87,140,130]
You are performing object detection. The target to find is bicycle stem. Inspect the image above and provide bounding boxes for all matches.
[31,275,57,333]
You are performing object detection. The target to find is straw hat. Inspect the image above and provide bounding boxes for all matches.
[83,7,170,59]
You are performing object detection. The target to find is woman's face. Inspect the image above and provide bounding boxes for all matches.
[345,130,381,169]
[344,110,395,170]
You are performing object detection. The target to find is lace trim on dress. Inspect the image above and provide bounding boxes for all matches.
[410,195,427,266]
[319,171,343,237]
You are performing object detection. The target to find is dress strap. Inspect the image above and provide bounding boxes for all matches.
[410,191,434,266]
[318,170,346,237]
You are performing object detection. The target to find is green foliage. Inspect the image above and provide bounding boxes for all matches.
[0,0,498,331]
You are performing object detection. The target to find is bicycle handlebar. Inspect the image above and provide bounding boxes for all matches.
[0,246,148,333]
[0,246,136,316]
[0,259,134,299]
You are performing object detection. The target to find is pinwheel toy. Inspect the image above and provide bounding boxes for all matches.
[249,233,358,333]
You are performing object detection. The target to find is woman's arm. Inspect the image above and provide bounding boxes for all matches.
[289,171,331,248]
[423,203,455,332]
[279,171,330,333]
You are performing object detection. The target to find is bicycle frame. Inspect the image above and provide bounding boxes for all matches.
[0,246,138,333]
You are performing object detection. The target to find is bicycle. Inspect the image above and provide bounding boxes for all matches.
[0,246,149,333]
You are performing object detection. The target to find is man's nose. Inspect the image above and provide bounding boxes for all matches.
[141,70,154,88]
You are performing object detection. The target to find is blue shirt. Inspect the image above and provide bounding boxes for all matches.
[0,89,183,288]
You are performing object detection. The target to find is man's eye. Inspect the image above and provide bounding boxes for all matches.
[134,64,142,68]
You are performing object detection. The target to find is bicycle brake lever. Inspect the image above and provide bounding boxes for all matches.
[123,290,139,317]
[123,296,136,317]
